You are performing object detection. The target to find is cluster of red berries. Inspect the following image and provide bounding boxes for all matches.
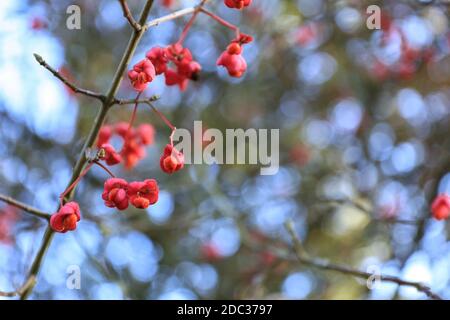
[431,194,450,221]
[128,35,252,92]
[97,122,155,169]
[50,176,163,233]
[49,127,185,232]
[102,178,159,210]
[128,44,200,92]
[49,0,252,234]
[97,121,185,174]
[128,1,253,92]
[128,34,252,92]
[150,44,201,91]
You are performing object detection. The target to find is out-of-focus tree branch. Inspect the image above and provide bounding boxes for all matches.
[284,220,442,300]
[323,198,419,226]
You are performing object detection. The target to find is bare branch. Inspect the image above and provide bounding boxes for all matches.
[0,193,51,220]
[0,276,36,298]
[118,0,142,32]
[143,0,209,30]
[113,94,160,105]
[284,220,442,300]
[19,0,157,300]
[33,54,106,102]
[0,290,16,297]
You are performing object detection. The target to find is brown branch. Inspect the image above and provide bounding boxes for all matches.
[33,54,106,102]
[118,0,142,31]
[113,94,160,105]
[0,194,51,220]
[143,0,209,30]
[284,220,443,300]
[0,276,36,298]
[18,0,157,300]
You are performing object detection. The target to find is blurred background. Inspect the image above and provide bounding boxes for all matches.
[1,0,450,300]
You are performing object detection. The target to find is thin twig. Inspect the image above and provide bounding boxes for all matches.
[199,7,240,37]
[0,194,51,220]
[177,3,204,44]
[143,0,209,30]
[284,220,442,300]
[125,92,142,140]
[0,276,36,298]
[144,101,175,130]
[93,160,116,178]
[59,163,94,207]
[113,95,160,105]
[119,0,142,31]
[33,54,106,102]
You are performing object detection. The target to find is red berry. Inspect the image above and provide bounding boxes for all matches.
[127,59,156,92]
[127,179,159,209]
[146,47,169,75]
[217,51,247,78]
[50,202,81,233]
[431,194,450,220]
[160,144,185,174]
[100,144,122,166]
[224,0,252,10]
[102,178,129,210]
[227,43,242,55]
